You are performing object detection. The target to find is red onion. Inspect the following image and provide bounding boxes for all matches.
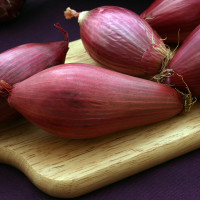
[0,23,69,122]
[162,24,200,98]
[1,63,183,139]
[0,0,26,23]
[64,6,170,79]
[141,0,200,44]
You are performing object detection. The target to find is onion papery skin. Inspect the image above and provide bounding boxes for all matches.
[73,6,168,78]
[0,38,69,122]
[164,25,200,98]
[0,0,26,23]
[141,0,200,44]
[7,63,183,139]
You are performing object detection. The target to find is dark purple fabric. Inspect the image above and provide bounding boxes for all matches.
[0,0,200,199]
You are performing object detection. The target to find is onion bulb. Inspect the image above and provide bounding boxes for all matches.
[0,23,69,122]
[141,0,200,44]
[64,6,170,79]
[163,24,200,98]
[1,63,184,139]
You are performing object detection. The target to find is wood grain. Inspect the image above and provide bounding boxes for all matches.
[0,39,200,198]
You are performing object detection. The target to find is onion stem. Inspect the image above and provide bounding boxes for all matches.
[64,7,79,19]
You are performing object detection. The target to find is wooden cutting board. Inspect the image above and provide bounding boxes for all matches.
[0,39,200,198]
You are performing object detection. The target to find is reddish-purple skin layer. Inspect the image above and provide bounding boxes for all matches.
[79,6,167,78]
[141,0,200,44]
[0,0,26,23]
[164,25,200,98]
[8,63,183,139]
[0,40,69,122]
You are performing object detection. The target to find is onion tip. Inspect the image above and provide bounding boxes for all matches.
[54,23,69,42]
[64,7,79,19]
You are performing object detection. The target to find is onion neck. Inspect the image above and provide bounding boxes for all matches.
[64,7,89,25]
[54,23,69,42]
[78,11,89,24]
[64,7,80,19]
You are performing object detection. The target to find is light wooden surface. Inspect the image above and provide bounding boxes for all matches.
[0,39,200,198]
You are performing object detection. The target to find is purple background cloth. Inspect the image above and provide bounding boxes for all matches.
[0,0,200,199]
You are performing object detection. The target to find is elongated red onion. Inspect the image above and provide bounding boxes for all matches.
[141,0,200,44]
[0,0,26,23]
[1,63,183,139]
[0,23,69,122]
[64,6,169,78]
[162,24,200,98]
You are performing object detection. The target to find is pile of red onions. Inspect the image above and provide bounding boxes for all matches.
[0,63,183,139]
[0,3,199,140]
[65,6,170,79]
[0,23,69,122]
[0,0,26,23]
[64,5,200,104]
[141,0,200,44]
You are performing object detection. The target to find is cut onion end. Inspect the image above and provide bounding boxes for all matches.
[0,80,12,98]
[64,7,80,19]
